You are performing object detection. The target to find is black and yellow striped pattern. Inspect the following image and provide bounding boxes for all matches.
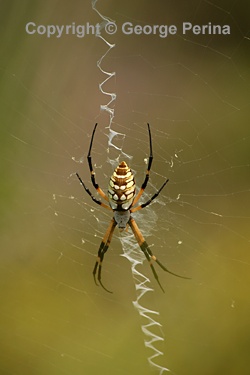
[108,161,136,210]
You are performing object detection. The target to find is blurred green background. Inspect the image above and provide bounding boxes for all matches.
[0,1,250,375]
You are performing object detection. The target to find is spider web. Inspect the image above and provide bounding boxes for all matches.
[1,1,250,375]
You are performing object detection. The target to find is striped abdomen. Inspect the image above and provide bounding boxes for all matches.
[108,161,136,211]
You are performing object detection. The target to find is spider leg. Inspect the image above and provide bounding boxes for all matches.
[129,217,190,292]
[132,123,153,207]
[87,123,109,202]
[130,178,169,213]
[76,173,112,210]
[93,218,117,293]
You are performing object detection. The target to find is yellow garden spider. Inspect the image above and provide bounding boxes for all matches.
[76,123,188,293]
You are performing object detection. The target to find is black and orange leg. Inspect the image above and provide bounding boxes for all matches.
[87,123,109,202]
[76,173,112,210]
[93,218,117,293]
[130,178,169,213]
[76,123,109,203]
[129,217,190,292]
[132,123,153,206]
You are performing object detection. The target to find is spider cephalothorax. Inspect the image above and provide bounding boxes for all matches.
[76,123,189,293]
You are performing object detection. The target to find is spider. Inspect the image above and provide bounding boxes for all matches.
[76,123,188,293]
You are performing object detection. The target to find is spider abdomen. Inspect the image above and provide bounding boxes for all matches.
[108,161,136,211]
